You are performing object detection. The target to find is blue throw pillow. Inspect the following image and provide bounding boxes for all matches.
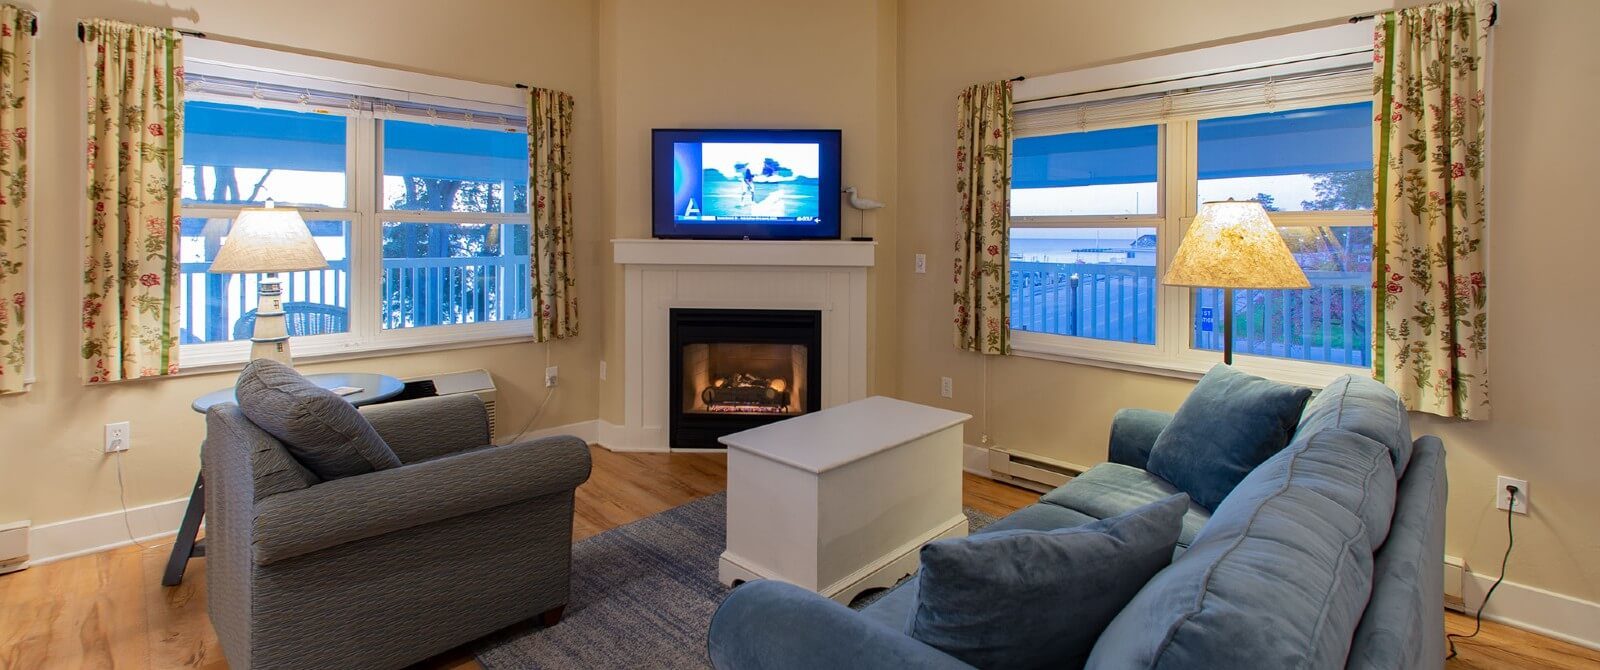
[1146,364,1311,510]
[907,494,1189,670]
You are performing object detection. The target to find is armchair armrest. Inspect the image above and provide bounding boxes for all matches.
[1108,408,1173,470]
[359,394,491,463]
[252,435,590,565]
[709,580,972,670]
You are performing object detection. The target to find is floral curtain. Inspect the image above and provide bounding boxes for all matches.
[953,81,1012,355]
[0,6,32,393]
[528,87,577,342]
[1372,0,1491,419]
[81,20,184,383]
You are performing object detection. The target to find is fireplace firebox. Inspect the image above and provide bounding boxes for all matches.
[669,308,822,449]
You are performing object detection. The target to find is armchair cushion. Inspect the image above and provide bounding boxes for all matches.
[907,494,1189,669]
[251,434,591,565]
[1146,364,1311,510]
[235,359,401,480]
[359,394,491,463]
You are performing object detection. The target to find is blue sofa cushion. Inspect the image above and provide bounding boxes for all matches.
[235,359,401,480]
[908,494,1189,669]
[1086,429,1397,670]
[1041,463,1211,550]
[1299,374,1415,477]
[1146,364,1312,510]
[861,503,1101,632]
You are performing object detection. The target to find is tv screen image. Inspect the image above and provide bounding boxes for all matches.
[653,129,841,240]
[675,142,821,223]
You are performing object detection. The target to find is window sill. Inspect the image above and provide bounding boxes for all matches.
[176,327,541,378]
[1008,333,1364,390]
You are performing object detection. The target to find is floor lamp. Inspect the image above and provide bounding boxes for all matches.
[207,202,329,366]
[1163,200,1309,365]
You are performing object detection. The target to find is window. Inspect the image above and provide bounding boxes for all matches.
[1012,125,1160,217]
[1009,68,1374,383]
[1011,227,1157,344]
[1196,102,1372,211]
[178,59,530,367]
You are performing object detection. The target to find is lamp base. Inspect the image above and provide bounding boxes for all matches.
[250,274,294,367]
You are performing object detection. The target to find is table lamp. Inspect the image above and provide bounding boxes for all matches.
[1163,200,1308,365]
[207,202,329,366]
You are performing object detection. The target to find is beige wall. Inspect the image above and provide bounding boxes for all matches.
[0,0,603,527]
[5,0,1595,614]
[897,0,1600,602]
[594,0,900,425]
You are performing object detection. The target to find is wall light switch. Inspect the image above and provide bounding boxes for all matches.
[940,376,953,398]
[915,254,927,274]
[599,360,607,381]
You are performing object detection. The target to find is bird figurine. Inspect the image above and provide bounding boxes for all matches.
[843,187,885,211]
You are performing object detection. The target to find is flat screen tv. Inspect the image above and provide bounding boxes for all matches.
[652,129,841,240]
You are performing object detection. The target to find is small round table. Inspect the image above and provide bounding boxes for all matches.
[162,372,405,586]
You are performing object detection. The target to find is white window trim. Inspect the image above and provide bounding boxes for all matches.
[178,51,532,369]
[1008,24,1375,388]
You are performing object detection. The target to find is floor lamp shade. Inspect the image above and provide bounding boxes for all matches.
[207,204,329,366]
[1163,200,1309,364]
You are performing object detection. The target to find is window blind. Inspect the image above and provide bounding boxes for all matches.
[185,73,525,131]
[1015,66,1369,137]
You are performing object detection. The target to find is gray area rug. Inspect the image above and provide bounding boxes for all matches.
[473,492,998,669]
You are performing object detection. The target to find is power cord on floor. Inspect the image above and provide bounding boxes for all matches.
[114,450,171,552]
[1445,484,1517,660]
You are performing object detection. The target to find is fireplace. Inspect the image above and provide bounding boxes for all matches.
[669,308,823,449]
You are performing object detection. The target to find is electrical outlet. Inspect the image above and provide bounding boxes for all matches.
[940,376,953,398]
[545,366,559,388]
[1495,476,1528,514]
[914,253,927,274]
[599,360,607,381]
[104,422,130,453]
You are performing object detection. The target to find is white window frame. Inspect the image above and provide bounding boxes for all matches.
[178,45,532,370]
[1007,23,1376,387]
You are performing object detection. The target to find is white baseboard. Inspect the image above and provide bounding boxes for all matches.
[506,418,599,445]
[963,443,991,477]
[596,419,669,452]
[1465,570,1600,650]
[27,497,191,566]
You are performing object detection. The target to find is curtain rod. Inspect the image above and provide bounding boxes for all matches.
[1011,3,1498,100]
[1349,1,1498,26]
[76,22,206,41]
[1011,50,1365,106]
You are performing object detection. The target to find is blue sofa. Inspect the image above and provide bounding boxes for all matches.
[708,374,1446,669]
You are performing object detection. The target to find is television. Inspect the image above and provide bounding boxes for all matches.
[652,129,842,240]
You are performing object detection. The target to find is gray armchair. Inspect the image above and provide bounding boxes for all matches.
[203,393,592,670]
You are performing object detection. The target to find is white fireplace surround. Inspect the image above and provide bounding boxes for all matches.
[607,239,876,451]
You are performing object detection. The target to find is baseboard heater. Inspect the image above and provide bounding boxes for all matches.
[386,369,500,438]
[986,448,1088,493]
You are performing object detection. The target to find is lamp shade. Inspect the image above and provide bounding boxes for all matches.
[207,204,329,274]
[1162,200,1310,289]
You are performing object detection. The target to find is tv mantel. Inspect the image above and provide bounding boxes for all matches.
[612,238,876,268]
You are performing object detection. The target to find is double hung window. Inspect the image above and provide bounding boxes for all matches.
[1009,66,1373,383]
[177,60,531,367]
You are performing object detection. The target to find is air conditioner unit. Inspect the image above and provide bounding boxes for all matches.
[394,369,500,438]
[0,520,29,574]
[987,448,1088,493]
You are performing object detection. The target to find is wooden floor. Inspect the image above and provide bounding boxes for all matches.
[1,446,1594,669]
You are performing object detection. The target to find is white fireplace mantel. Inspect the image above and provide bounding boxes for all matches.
[611,239,876,268]
[606,238,876,452]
